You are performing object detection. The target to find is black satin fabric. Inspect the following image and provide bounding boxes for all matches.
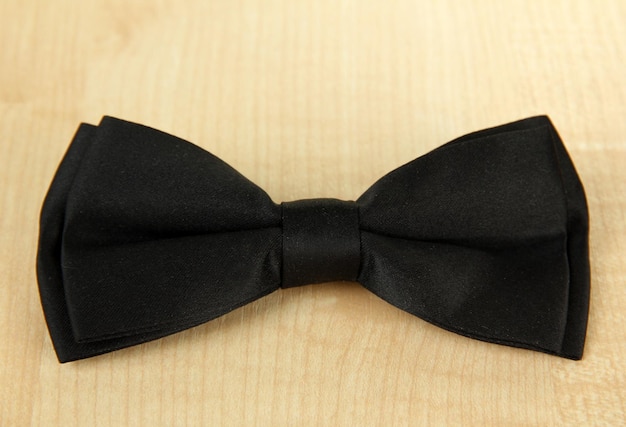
[37,116,589,362]
[282,199,360,288]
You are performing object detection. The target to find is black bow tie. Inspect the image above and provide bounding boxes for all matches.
[37,116,590,363]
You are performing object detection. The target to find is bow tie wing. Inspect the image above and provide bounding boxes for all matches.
[37,117,282,362]
[357,116,589,359]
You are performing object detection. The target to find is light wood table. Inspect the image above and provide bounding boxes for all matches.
[1,1,624,425]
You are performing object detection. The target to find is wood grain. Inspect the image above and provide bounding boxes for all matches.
[1,0,625,425]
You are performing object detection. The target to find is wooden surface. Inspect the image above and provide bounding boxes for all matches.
[1,0,625,425]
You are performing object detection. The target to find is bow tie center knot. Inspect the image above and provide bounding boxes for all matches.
[281,198,360,288]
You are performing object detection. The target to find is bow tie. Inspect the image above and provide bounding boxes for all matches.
[37,116,590,363]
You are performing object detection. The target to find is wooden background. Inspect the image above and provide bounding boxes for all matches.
[1,0,625,425]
